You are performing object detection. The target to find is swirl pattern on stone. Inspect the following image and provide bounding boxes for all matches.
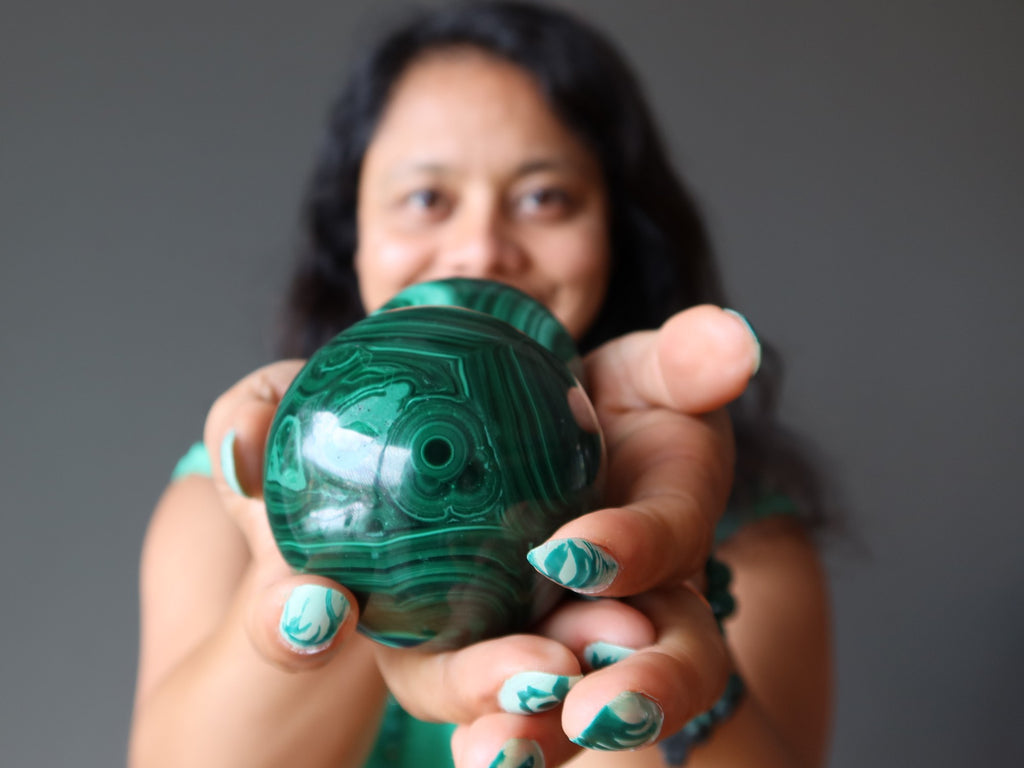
[264,280,604,650]
[376,277,581,377]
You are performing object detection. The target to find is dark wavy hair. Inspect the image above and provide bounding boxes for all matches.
[279,0,824,525]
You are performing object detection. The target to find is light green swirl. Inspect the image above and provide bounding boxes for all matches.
[279,585,349,650]
[526,538,619,592]
[583,641,636,670]
[498,671,581,714]
[488,738,545,768]
[571,692,663,751]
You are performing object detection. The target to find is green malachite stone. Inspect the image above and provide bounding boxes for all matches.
[264,280,604,650]
[376,278,582,379]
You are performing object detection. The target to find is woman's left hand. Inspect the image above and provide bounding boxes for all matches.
[375,305,761,766]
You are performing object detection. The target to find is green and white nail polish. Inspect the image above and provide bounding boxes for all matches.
[583,641,636,670]
[570,692,663,751]
[220,429,246,497]
[488,738,545,768]
[723,308,762,375]
[279,584,349,651]
[526,538,618,593]
[498,671,582,714]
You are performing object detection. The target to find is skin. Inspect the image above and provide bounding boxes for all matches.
[354,48,610,338]
[130,50,831,768]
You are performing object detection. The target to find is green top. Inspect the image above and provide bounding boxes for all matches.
[170,441,212,481]
[364,696,457,768]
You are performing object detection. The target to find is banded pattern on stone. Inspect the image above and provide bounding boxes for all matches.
[265,282,604,649]
[377,277,582,378]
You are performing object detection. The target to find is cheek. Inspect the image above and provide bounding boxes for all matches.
[567,223,611,326]
[533,226,610,337]
[375,240,426,271]
[355,236,432,311]
[543,224,610,289]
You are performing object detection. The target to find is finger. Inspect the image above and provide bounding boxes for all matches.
[200,359,369,673]
[375,634,583,725]
[203,360,305,554]
[451,711,578,768]
[560,586,730,752]
[527,408,733,596]
[534,598,655,671]
[204,359,305,498]
[584,304,760,416]
[243,572,361,672]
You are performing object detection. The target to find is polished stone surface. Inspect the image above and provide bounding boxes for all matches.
[376,277,581,377]
[264,280,604,649]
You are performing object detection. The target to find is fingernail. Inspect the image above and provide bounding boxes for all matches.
[279,585,349,652]
[527,539,619,593]
[498,671,582,714]
[583,641,636,670]
[723,309,762,376]
[570,692,664,751]
[220,429,247,497]
[488,738,545,768]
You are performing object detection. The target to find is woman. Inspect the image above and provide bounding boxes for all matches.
[130,3,831,767]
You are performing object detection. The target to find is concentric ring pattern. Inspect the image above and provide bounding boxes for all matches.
[264,282,604,649]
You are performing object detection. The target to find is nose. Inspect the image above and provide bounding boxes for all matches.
[440,200,525,278]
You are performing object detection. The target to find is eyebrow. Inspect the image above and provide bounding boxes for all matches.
[391,161,448,178]
[389,156,580,180]
[515,158,576,175]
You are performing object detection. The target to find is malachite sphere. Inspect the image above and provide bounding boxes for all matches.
[264,280,604,650]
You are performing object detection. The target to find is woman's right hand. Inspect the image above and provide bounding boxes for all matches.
[130,361,388,768]
[201,360,364,671]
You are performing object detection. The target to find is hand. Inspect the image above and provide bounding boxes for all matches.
[202,359,366,670]
[375,305,761,766]
[132,360,386,768]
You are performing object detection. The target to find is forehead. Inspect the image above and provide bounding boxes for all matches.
[365,48,595,171]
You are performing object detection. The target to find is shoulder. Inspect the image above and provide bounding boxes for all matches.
[136,468,250,701]
[716,516,832,767]
[142,468,251,613]
[717,514,825,591]
[146,442,243,578]
[717,515,830,663]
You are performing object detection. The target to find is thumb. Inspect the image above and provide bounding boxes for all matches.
[241,572,362,671]
[203,359,306,555]
[584,305,761,415]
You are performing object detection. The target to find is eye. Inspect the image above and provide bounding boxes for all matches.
[408,188,441,208]
[402,187,451,219]
[516,187,574,220]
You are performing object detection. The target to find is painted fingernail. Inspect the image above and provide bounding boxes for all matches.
[279,585,349,652]
[220,429,247,497]
[498,671,582,714]
[488,738,545,768]
[583,641,636,670]
[723,309,762,376]
[526,539,618,593]
[571,691,663,751]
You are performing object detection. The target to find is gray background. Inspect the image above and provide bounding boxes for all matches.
[2,1,1021,765]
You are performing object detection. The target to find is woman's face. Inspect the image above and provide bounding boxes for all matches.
[354,48,610,340]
